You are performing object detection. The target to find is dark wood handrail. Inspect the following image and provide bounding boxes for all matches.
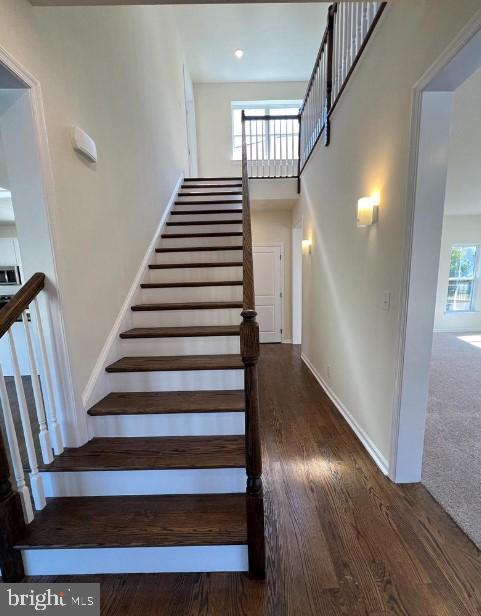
[299,1,386,175]
[240,110,265,579]
[0,273,45,339]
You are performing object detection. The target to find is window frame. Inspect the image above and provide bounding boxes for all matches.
[231,99,301,161]
[445,243,480,314]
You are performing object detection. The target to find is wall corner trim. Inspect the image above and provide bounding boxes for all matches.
[81,173,184,411]
[301,352,389,476]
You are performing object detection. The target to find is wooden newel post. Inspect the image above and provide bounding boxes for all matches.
[0,433,25,581]
[241,308,265,580]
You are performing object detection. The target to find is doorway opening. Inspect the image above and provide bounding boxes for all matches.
[392,10,481,548]
[292,218,303,345]
[0,53,81,447]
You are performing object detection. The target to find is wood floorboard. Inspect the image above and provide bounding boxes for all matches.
[26,345,481,615]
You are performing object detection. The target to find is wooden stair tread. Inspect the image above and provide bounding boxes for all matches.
[172,209,243,215]
[120,325,240,338]
[178,191,243,197]
[161,232,242,238]
[149,261,242,269]
[141,280,243,288]
[155,245,243,253]
[131,301,242,311]
[14,494,247,549]
[106,354,244,373]
[37,436,245,472]
[166,220,242,226]
[88,390,245,416]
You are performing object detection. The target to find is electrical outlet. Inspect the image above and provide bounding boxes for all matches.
[383,291,391,311]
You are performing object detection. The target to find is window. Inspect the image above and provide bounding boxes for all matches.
[446,245,479,312]
[231,100,301,161]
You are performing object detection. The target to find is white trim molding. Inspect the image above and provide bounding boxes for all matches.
[301,352,389,475]
[81,173,183,415]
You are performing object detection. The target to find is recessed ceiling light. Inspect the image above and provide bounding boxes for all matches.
[234,49,244,59]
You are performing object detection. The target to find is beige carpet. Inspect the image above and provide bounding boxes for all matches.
[423,331,481,549]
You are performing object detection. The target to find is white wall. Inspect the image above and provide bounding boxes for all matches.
[251,208,293,342]
[194,81,305,177]
[295,0,481,469]
[434,215,481,332]
[0,1,190,419]
[444,64,481,216]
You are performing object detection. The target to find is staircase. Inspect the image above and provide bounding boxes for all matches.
[0,176,265,580]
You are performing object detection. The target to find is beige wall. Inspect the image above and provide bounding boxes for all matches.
[0,1,189,404]
[434,216,481,332]
[251,207,293,342]
[194,81,305,177]
[295,0,481,466]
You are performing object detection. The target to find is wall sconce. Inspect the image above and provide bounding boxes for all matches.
[356,192,380,227]
[302,239,312,255]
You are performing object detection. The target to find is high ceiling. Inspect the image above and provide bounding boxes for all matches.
[175,3,329,83]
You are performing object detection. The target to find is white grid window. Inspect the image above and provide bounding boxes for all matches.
[231,100,301,161]
[446,244,479,312]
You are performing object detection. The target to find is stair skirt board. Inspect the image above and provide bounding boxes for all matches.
[140,286,242,304]
[41,468,246,497]
[154,250,243,264]
[132,309,242,328]
[119,336,240,356]
[21,545,248,576]
[90,411,245,438]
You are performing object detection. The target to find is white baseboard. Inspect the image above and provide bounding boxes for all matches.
[21,545,248,575]
[301,352,389,475]
[81,173,183,413]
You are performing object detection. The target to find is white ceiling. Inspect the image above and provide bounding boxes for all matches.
[175,3,329,83]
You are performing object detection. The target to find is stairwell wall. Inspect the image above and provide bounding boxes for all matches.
[0,1,190,442]
[295,0,481,473]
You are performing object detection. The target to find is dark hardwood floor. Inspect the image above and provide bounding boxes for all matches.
[26,345,481,615]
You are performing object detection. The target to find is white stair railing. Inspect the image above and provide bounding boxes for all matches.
[0,272,64,522]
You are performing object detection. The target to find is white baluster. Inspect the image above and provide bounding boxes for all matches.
[7,329,46,510]
[32,298,63,455]
[362,2,370,39]
[0,362,34,523]
[22,311,54,465]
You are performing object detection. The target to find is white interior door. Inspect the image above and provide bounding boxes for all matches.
[253,245,282,343]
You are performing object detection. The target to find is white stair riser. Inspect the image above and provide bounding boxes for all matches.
[119,336,240,356]
[173,200,242,209]
[154,249,243,264]
[91,411,245,437]
[148,267,242,284]
[164,223,242,235]
[177,195,242,202]
[107,369,244,392]
[21,545,248,575]
[170,212,242,222]
[42,468,245,497]
[160,236,242,249]
[132,308,241,328]
[141,285,242,303]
